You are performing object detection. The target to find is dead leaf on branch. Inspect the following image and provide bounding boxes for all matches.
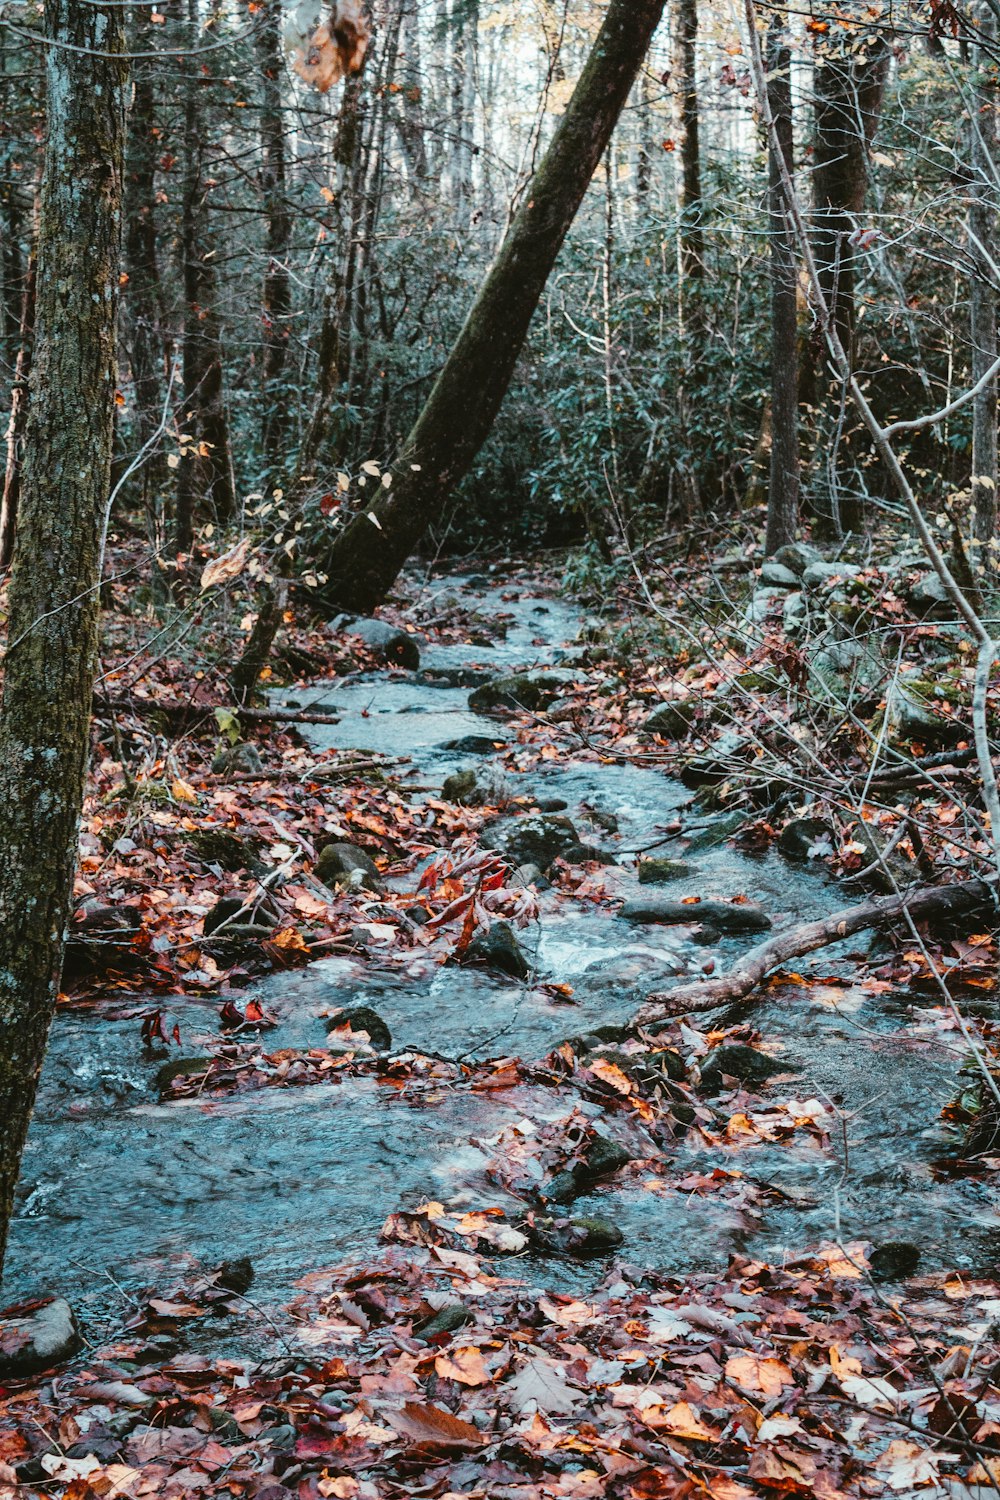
[292,0,370,93]
[200,536,255,591]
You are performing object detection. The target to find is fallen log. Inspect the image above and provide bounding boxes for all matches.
[95,694,343,728]
[635,877,995,1025]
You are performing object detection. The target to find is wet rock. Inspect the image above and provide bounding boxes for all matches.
[468,669,576,714]
[217,1257,255,1295]
[317,841,382,893]
[327,1005,392,1051]
[778,818,835,860]
[907,572,950,619]
[513,862,546,889]
[679,732,751,790]
[638,857,697,884]
[545,1170,580,1205]
[802,560,860,590]
[596,1046,687,1088]
[643,699,699,737]
[416,1304,474,1340]
[442,734,506,755]
[690,925,721,946]
[463,921,530,980]
[0,1297,81,1377]
[559,842,617,867]
[156,1056,216,1094]
[344,618,420,670]
[620,897,771,934]
[700,1044,791,1093]
[760,561,800,590]
[684,811,747,853]
[187,828,264,873]
[543,1132,633,1205]
[565,1217,625,1253]
[773,542,822,576]
[889,688,965,747]
[415,666,492,689]
[491,814,581,871]
[870,1241,921,1281]
[534,796,569,813]
[203,896,247,936]
[441,769,479,804]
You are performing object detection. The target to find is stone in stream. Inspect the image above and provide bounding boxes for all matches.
[468,669,577,714]
[415,1304,474,1341]
[643,699,699,737]
[778,817,835,860]
[441,768,479,805]
[156,1056,216,1095]
[684,811,747,853]
[462,920,530,980]
[699,1044,793,1094]
[442,734,508,755]
[327,1005,393,1051]
[679,732,752,790]
[316,841,383,893]
[638,857,698,884]
[0,1297,81,1377]
[869,1241,921,1282]
[620,896,771,934]
[343,617,421,670]
[543,1132,633,1205]
[490,814,581,871]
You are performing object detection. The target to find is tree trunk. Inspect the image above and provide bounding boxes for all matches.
[316,0,668,614]
[176,0,237,550]
[0,224,35,571]
[765,11,799,553]
[124,9,170,586]
[970,7,998,555]
[257,0,292,480]
[0,0,126,1281]
[671,0,703,284]
[397,0,429,181]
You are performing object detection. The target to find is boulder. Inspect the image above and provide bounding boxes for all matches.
[187,827,264,873]
[778,817,834,860]
[210,742,264,777]
[870,1241,921,1282]
[889,688,965,747]
[327,1005,392,1051]
[679,732,751,790]
[463,921,530,980]
[638,857,698,884]
[442,734,507,755]
[802,560,860,591]
[620,896,771,934]
[441,769,479,805]
[907,572,951,619]
[316,841,382,893]
[490,814,581,870]
[782,592,808,638]
[559,843,617,867]
[344,618,420,670]
[0,1297,80,1378]
[643,699,699,737]
[759,561,800,590]
[468,669,577,714]
[543,1132,633,1204]
[773,541,822,576]
[700,1044,792,1093]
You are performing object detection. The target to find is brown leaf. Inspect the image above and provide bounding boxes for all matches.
[293,0,370,93]
[387,1401,483,1449]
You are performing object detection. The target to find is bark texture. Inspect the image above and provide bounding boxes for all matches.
[969,9,998,553]
[765,12,799,553]
[671,0,703,282]
[317,0,668,613]
[0,0,126,1280]
[257,0,292,477]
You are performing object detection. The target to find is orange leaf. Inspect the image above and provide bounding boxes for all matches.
[388,1401,483,1449]
[433,1346,490,1387]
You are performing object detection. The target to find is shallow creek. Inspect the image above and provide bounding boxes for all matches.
[7,575,998,1330]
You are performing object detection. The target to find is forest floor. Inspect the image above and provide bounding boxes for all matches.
[2,533,1000,1500]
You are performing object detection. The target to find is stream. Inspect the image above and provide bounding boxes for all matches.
[7,572,998,1333]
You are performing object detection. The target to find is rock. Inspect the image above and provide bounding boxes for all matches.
[545,1170,580,1205]
[442,735,506,755]
[700,1044,792,1093]
[441,769,479,804]
[463,921,530,980]
[773,541,822,576]
[513,862,546,889]
[187,828,264,873]
[802,560,860,591]
[490,814,581,870]
[690,925,721,946]
[468,669,577,714]
[870,1241,921,1281]
[778,818,835,860]
[216,1257,255,1295]
[684,811,747,853]
[211,742,264,777]
[889,688,965,747]
[559,843,617,867]
[565,1217,625,1253]
[679,732,751,790]
[759,561,800,589]
[908,572,951,618]
[544,1132,633,1205]
[202,896,268,937]
[344,618,420,670]
[620,897,771,934]
[0,1297,80,1378]
[415,666,492,689]
[317,841,382,892]
[782,591,808,638]
[810,639,885,701]
[156,1056,215,1094]
[534,796,569,812]
[327,1005,392,1051]
[416,1304,474,1340]
[644,699,699,737]
[744,587,787,623]
[638,858,697,884]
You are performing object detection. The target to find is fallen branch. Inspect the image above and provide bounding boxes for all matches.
[95,694,343,728]
[635,878,995,1024]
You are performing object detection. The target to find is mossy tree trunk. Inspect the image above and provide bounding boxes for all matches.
[0,0,126,1280]
[317,0,667,615]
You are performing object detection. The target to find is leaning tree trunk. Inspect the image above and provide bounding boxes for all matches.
[257,0,292,480]
[0,0,126,1281]
[764,10,799,553]
[969,6,998,555]
[316,0,668,614]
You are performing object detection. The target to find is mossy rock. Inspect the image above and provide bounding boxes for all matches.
[638,858,697,885]
[187,827,265,873]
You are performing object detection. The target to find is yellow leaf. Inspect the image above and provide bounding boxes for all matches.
[171,777,199,805]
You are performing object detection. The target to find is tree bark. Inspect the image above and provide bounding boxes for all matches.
[316,0,668,614]
[0,0,126,1281]
[0,223,35,571]
[764,11,799,554]
[671,0,703,284]
[969,7,998,555]
[257,0,292,480]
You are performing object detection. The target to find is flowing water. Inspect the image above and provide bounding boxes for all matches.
[6,572,997,1333]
